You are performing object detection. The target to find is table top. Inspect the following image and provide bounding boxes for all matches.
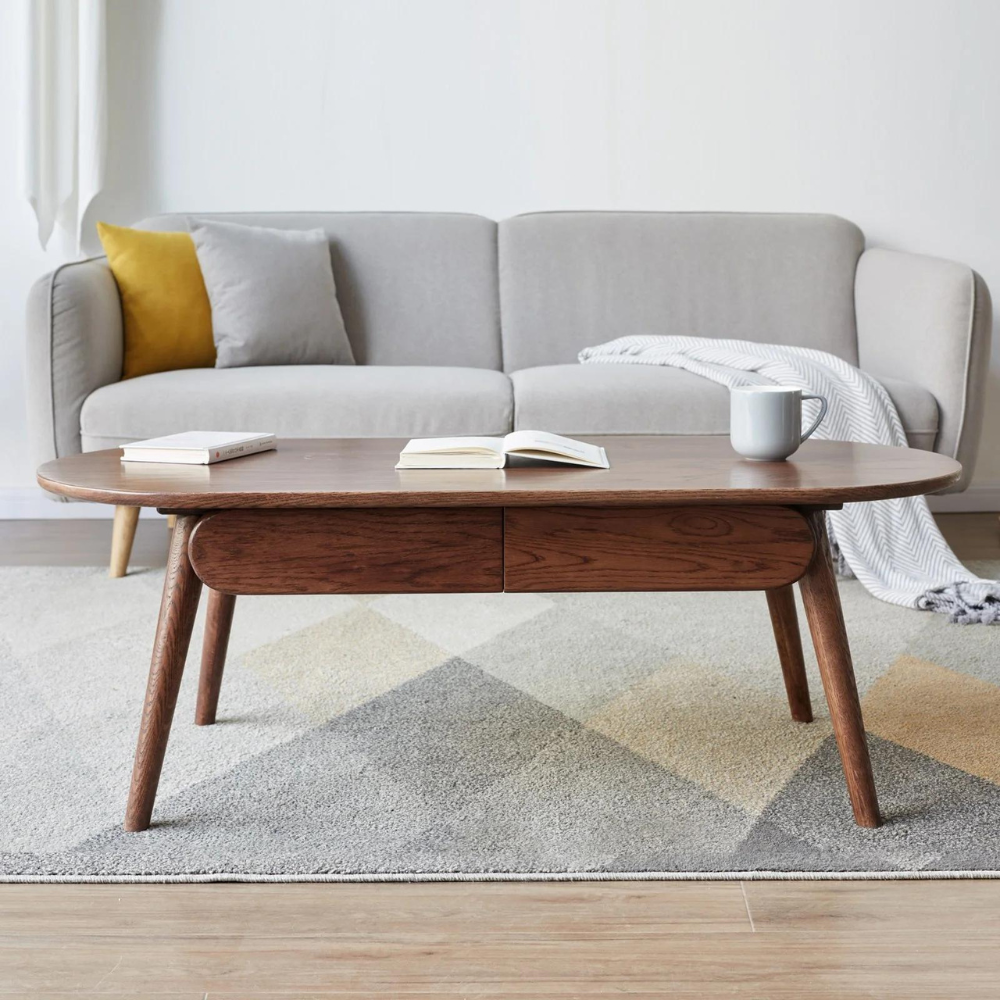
[36,436,963,509]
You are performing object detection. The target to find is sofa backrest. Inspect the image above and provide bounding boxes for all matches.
[136,212,502,369]
[498,212,864,372]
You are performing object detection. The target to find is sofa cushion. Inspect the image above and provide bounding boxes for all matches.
[499,212,864,372]
[80,366,513,450]
[877,375,940,451]
[136,213,501,369]
[189,218,355,368]
[96,222,216,379]
[511,365,939,451]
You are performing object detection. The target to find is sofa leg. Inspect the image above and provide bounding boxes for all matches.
[110,506,140,578]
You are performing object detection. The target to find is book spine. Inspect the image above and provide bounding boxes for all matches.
[206,437,277,465]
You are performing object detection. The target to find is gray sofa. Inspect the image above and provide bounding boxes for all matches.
[28,212,992,495]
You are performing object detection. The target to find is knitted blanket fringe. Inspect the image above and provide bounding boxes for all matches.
[579,336,1000,624]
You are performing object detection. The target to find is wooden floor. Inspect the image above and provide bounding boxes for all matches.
[1,880,999,997]
[1,513,998,997]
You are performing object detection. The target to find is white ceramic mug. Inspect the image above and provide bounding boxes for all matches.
[730,386,829,461]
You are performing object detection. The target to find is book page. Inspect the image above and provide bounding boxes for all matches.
[399,436,505,457]
[502,430,609,467]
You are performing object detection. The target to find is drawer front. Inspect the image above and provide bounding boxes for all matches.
[189,508,503,595]
[504,506,815,592]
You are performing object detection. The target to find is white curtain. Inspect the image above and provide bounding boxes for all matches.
[21,0,107,253]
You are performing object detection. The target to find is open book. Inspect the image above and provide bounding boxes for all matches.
[396,431,609,470]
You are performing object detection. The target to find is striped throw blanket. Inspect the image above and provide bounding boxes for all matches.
[579,336,999,624]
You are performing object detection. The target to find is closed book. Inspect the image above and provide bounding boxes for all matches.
[120,432,276,465]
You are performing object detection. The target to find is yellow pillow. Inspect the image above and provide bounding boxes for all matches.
[97,222,216,379]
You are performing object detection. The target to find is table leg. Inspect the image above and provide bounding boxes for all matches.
[195,590,236,726]
[124,514,203,832]
[798,511,881,828]
[765,585,813,723]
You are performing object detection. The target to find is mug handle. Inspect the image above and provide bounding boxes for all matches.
[800,393,828,442]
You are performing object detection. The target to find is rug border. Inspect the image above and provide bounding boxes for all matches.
[2,869,999,883]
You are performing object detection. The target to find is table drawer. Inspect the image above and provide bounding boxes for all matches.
[503,506,815,592]
[189,508,503,595]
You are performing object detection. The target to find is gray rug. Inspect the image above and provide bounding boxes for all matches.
[2,562,999,881]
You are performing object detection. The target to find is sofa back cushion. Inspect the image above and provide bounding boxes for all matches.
[498,212,864,372]
[135,212,501,369]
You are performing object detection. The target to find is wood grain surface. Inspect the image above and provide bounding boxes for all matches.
[798,510,881,827]
[766,585,813,722]
[36,436,962,509]
[108,505,139,577]
[123,514,203,832]
[503,505,815,592]
[3,881,1000,997]
[195,590,236,726]
[188,508,504,594]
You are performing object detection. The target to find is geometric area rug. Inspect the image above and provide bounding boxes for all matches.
[1,561,999,882]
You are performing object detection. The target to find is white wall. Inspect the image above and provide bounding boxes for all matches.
[0,2,73,501]
[2,0,998,508]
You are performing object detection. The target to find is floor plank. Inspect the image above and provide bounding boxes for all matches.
[1,882,999,996]
[2,932,999,996]
[937,511,1000,560]
[0,518,170,567]
[0,881,751,939]
[743,878,1000,935]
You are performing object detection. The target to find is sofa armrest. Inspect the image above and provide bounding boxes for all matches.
[26,258,123,467]
[855,247,992,491]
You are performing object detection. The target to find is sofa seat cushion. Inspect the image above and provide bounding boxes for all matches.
[876,375,940,451]
[511,365,939,451]
[80,365,513,450]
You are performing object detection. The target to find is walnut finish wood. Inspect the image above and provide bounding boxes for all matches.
[195,590,236,726]
[765,585,813,722]
[798,510,881,827]
[188,508,504,595]
[37,437,945,831]
[504,505,815,592]
[108,505,139,577]
[124,514,203,832]
[37,436,962,510]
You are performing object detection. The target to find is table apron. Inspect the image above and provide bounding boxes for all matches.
[188,507,504,595]
[187,505,817,595]
[504,505,815,592]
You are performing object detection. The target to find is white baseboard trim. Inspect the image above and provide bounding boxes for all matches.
[926,483,1000,513]
[1,483,997,519]
[0,488,161,519]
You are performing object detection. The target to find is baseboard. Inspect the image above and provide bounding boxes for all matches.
[1,483,997,519]
[926,483,1000,513]
[0,488,160,519]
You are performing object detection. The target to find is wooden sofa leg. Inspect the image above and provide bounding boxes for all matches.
[110,506,140,578]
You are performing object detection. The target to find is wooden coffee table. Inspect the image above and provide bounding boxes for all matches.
[38,436,961,832]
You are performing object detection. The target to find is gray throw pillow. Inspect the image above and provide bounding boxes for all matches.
[189,218,355,368]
